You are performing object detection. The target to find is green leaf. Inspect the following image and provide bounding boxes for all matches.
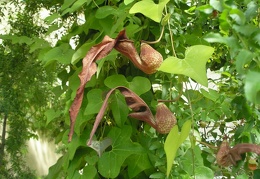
[244,71,260,104]
[200,88,219,102]
[129,76,151,95]
[84,89,104,115]
[60,0,76,11]
[104,74,129,88]
[126,153,152,178]
[44,109,62,125]
[194,166,214,179]
[161,13,171,26]
[181,146,204,175]
[196,4,213,14]
[41,43,74,65]
[254,169,260,179]
[68,130,89,160]
[82,165,97,178]
[46,153,70,179]
[29,38,50,53]
[149,172,166,178]
[44,13,60,25]
[124,0,135,5]
[232,24,258,37]
[158,45,214,87]
[71,33,102,65]
[95,6,117,19]
[235,49,254,74]
[129,0,170,23]
[104,75,151,95]
[61,0,88,16]
[204,33,240,55]
[0,35,33,45]
[245,1,258,20]
[164,120,191,177]
[98,126,144,178]
[229,9,246,25]
[71,42,95,65]
[204,33,228,44]
[111,91,129,127]
[209,0,223,12]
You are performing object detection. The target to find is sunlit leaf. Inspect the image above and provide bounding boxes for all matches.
[244,1,258,20]
[124,0,135,5]
[195,166,214,179]
[44,13,60,25]
[129,0,170,22]
[229,9,246,25]
[196,4,213,14]
[209,0,223,12]
[164,120,191,177]
[158,45,214,87]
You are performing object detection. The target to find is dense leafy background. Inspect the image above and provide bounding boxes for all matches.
[0,0,260,178]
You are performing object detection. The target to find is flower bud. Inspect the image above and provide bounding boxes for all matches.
[155,103,177,134]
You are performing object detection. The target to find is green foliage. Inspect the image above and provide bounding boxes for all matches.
[1,0,260,178]
[42,0,259,178]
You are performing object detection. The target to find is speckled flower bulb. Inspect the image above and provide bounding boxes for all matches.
[155,103,177,134]
[140,43,163,74]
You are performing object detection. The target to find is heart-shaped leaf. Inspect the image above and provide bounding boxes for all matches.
[98,126,144,178]
[104,74,151,95]
[158,45,214,87]
[129,0,170,23]
[84,89,103,115]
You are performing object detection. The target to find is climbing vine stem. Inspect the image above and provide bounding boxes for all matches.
[185,82,196,178]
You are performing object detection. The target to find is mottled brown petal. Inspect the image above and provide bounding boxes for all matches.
[216,140,232,167]
[155,103,176,134]
[68,31,127,142]
[140,43,163,74]
[217,141,260,167]
[87,86,156,146]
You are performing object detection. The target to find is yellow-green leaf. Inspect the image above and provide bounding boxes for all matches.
[164,120,191,177]
[129,0,170,23]
[159,45,214,87]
